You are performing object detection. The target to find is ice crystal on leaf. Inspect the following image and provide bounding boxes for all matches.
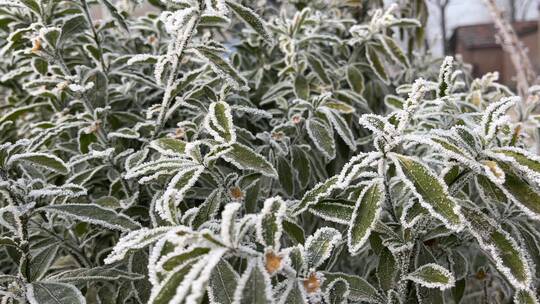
[1,1,539,303]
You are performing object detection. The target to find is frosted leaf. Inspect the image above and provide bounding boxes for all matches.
[104,227,180,264]
[365,45,388,84]
[293,176,338,215]
[204,101,236,143]
[278,280,308,304]
[27,282,85,304]
[462,207,532,289]
[221,143,277,177]
[514,289,540,304]
[8,152,69,174]
[149,138,187,156]
[486,146,540,186]
[324,278,349,304]
[233,259,274,304]
[155,165,205,223]
[256,197,286,250]
[396,78,427,132]
[124,159,194,181]
[47,267,143,283]
[0,66,32,82]
[400,200,427,229]
[194,45,248,90]
[220,202,241,247]
[322,272,381,303]
[319,107,356,150]
[480,97,518,141]
[28,183,87,198]
[405,263,455,290]
[358,114,396,140]
[127,54,159,65]
[437,56,454,98]
[38,204,141,232]
[337,152,381,188]
[208,259,239,304]
[348,179,384,254]
[390,153,464,231]
[306,118,336,159]
[309,199,353,225]
[149,248,227,304]
[231,105,272,119]
[304,227,342,270]
[68,82,94,93]
[224,0,273,44]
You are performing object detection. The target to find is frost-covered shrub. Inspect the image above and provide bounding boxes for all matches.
[0,0,539,303]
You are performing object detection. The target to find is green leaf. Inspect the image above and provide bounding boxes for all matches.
[233,260,273,304]
[325,278,350,304]
[498,164,540,220]
[48,267,143,283]
[321,108,355,150]
[208,259,239,304]
[406,263,455,290]
[377,247,397,291]
[304,227,341,269]
[346,65,365,95]
[481,97,517,140]
[39,204,141,232]
[348,180,384,254]
[195,45,247,89]
[99,0,129,32]
[306,118,335,159]
[0,102,50,125]
[306,53,331,84]
[9,152,69,174]
[309,199,353,224]
[205,101,236,143]
[391,154,464,231]
[514,289,540,304]
[160,247,211,272]
[18,0,41,15]
[384,95,405,110]
[476,174,507,204]
[191,188,223,229]
[27,282,85,304]
[28,244,60,282]
[322,272,381,303]
[222,143,277,177]
[488,147,540,185]
[224,0,272,43]
[277,156,294,195]
[462,207,532,289]
[157,166,205,223]
[280,281,307,304]
[366,45,389,84]
[292,146,311,189]
[293,176,338,215]
[380,35,410,68]
[257,197,286,249]
[150,259,199,304]
[282,219,305,244]
[294,74,310,100]
[149,138,187,156]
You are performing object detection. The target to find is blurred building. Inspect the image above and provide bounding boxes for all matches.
[449,20,540,86]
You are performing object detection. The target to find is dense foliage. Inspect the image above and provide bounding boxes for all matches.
[0,0,540,303]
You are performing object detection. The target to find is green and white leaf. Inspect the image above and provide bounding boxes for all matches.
[391,153,464,231]
[39,204,141,232]
[348,179,384,254]
[405,263,455,290]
